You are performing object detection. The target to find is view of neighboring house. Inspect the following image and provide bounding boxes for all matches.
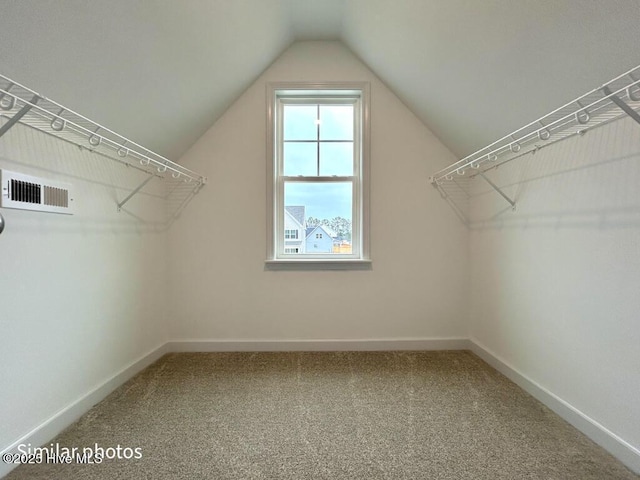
[305,225,335,253]
[284,206,352,254]
[284,206,305,253]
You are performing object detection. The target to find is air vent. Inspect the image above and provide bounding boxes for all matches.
[1,170,73,214]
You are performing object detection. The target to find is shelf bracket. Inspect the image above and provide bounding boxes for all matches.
[478,172,516,210]
[0,95,39,138]
[117,174,155,211]
[602,85,640,126]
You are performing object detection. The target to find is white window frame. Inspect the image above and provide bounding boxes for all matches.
[266,82,370,269]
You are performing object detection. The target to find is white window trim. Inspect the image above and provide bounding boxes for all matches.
[266,82,371,270]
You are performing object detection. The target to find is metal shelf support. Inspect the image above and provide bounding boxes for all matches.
[429,63,640,219]
[603,85,640,125]
[478,172,516,210]
[117,174,155,211]
[0,95,39,138]
[430,64,640,188]
[0,73,207,216]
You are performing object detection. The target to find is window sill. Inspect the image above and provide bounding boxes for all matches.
[265,259,372,271]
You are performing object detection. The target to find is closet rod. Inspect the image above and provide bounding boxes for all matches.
[429,63,640,186]
[0,73,207,187]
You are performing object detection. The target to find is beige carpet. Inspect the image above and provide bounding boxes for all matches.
[4,351,638,479]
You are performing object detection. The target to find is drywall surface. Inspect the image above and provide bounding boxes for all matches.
[168,41,469,341]
[0,125,169,452]
[469,118,640,458]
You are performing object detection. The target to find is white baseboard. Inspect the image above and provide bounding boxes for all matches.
[4,338,637,478]
[469,338,640,474]
[166,337,471,352]
[0,343,170,479]
[0,337,466,477]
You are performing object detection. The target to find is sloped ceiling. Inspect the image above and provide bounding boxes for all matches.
[1,0,640,161]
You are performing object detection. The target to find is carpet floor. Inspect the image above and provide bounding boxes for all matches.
[4,351,638,479]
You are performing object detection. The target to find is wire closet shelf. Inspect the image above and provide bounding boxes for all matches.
[0,73,207,211]
[429,64,640,206]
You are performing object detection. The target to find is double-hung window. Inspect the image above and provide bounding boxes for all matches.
[267,83,370,265]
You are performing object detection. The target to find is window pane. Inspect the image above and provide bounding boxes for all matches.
[284,142,317,176]
[284,105,317,140]
[320,142,353,176]
[285,182,353,255]
[319,105,353,140]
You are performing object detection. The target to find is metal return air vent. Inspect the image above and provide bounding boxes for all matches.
[1,170,73,214]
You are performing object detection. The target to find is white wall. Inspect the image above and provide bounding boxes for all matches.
[168,41,469,342]
[0,125,169,454]
[0,36,637,475]
[469,117,640,462]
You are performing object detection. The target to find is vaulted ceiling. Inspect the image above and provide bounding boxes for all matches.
[1,0,640,161]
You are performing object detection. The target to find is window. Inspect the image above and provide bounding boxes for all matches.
[284,229,299,239]
[284,247,300,254]
[267,82,370,265]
